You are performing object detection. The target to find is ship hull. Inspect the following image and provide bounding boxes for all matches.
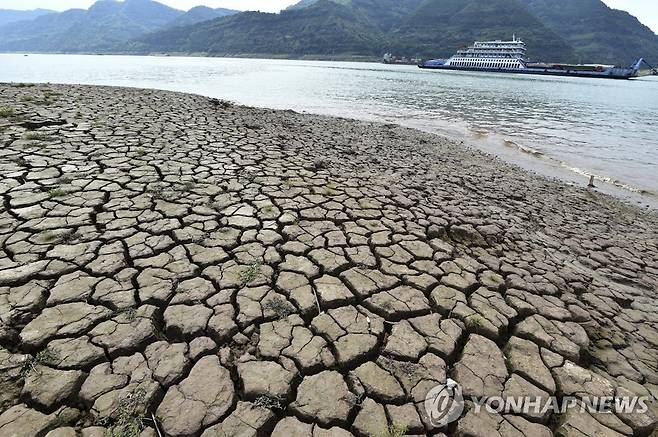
[418,64,637,80]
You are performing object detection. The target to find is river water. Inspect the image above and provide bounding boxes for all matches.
[2,54,657,206]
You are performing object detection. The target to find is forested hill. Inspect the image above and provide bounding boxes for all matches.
[1,0,656,64]
[0,0,238,53]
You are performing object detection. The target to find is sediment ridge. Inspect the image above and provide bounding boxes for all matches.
[0,83,656,436]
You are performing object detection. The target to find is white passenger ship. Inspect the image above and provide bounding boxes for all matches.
[419,36,644,80]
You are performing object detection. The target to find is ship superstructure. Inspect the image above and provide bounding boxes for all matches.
[445,37,526,70]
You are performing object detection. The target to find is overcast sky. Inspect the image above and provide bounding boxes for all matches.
[2,0,657,33]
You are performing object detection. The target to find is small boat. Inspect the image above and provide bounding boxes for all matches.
[419,36,644,80]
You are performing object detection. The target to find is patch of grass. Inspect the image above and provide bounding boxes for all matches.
[23,132,52,141]
[240,261,262,287]
[380,423,408,437]
[262,297,294,319]
[261,204,276,214]
[75,111,83,118]
[21,95,34,102]
[61,230,81,244]
[135,148,146,156]
[20,349,58,377]
[102,388,148,437]
[0,107,15,118]
[48,187,67,198]
[12,83,35,88]
[466,314,484,331]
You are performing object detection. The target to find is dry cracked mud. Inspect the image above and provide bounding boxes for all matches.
[0,83,657,437]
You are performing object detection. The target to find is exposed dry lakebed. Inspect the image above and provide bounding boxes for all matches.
[0,84,657,437]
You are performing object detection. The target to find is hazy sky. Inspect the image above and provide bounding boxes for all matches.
[2,0,657,33]
[0,0,296,13]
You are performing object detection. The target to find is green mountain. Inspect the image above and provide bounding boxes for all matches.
[286,0,425,31]
[518,0,658,64]
[133,0,387,56]
[0,0,184,52]
[336,0,426,31]
[0,8,54,27]
[0,0,655,64]
[165,6,239,28]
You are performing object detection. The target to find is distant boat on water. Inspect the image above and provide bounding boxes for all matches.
[419,37,645,80]
[383,53,422,65]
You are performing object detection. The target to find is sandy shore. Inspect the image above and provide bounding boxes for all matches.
[0,83,656,436]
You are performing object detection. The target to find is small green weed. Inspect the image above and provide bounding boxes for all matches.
[23,132,52,141]
[0,107,15,118]
[380,423,408,437]
[48,187,66,198]
[102,388,148,437]
[466,314,484,331]
[261,204,276,214]
[262,297,294,319]
[240,261,262,286]
[20,349,58,377]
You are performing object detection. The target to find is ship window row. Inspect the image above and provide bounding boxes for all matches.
[452,59,521,69]
[473,45,525,49]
